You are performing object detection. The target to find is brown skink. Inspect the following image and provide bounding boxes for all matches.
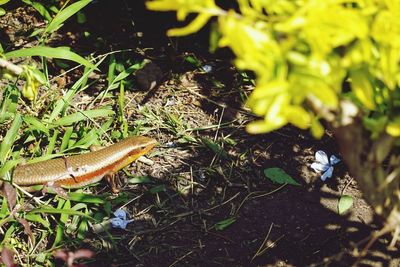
[11,136,157,191]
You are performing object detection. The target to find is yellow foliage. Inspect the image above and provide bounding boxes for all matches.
[386,117,400,137]
[147,0,400,138]
[20,67,44,102]
[146,0,221,35]
[350,69,376,110]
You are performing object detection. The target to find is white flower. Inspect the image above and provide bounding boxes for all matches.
[311,150,340,181]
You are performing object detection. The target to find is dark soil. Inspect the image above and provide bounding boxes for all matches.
[1,1,399,266]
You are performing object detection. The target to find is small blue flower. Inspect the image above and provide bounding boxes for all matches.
[311,150,340,181]
[110,209,134,229]
[201,65,213,73]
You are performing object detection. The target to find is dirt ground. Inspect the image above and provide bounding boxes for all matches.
[1,1,400,266]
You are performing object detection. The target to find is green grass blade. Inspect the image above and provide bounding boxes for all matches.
[118,82,128,137]
[100,118,114,136]
[45,0,91,34]
[23,115,50,136]
[52,199,68,248]
[29,206,94,220]
[70,129,98,149]
[0,159,24,179]
[0,85,19,124]
[25,213,50,229]
[107,54,116,87]
[0,196,8,217]
[111,63,141,86]
[5,46,96,69]
[201,137,229,160]
[60,127,73,151]
[46,129,59,155]
[0,114,22,163]
[67,192,106,204]
[263,167,301,186]
[53,109,114,126]
[48,57,104,122]
[22,0,52,21]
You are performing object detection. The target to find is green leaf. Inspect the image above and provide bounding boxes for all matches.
[29,206,93,220]
[107,55,116,86]
[45,0,91,33]
[201,137,229,160]
[77,218,88,239]
[338,195,353,215]
[0,86,19,124]
[110,63,141,86]
[29,28,45,38]
[76,10,86,24]
[0,196,9,216]
[149,185,166,194]
[67,192,106,204]
[60,127,73,151]
[214,217,236,231]
[5,46,96,69]
[0,0,10,5]
[73,129,97,146]
[53,109,114,126]
[46,129,59,155]
[47,56,105,123]
[263,167,300,186]
[0,7,5,16]
[25,213,50,228]
[128,176,152,184]
[0,159,25,178]
[52,199,69,248]
[0,114,22,163]
[22,0,52,21]
[23,115,50,135]
[184,55,201,67]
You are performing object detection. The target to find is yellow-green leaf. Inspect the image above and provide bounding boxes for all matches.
[350,69,376,110]
[338,195,353,215]
[307,82,338,108]
[246,118,286,134]
[311,118,324,139]
[285,106,311,129]
[386,118,400,137]
[167,13,211,36]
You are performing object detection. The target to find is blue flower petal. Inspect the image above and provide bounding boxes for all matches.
[330,155,340,165]
[110,218,134,229]
[110,218,129,229]
[321,166,334,181]
[113,209,127,220]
